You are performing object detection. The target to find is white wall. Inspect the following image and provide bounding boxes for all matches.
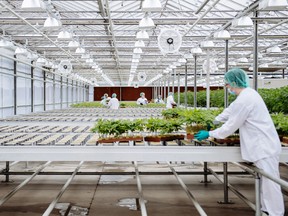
[249,79,288,89]
[0,50,89,118]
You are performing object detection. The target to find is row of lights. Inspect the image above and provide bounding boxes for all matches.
[128,0,161,86]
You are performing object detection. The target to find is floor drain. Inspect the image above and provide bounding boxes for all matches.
[117,198,147,211]
[55,203,88,216]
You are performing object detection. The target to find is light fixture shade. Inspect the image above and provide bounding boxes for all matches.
[139,16,155,30]
[132,54,141,59]
[136,30,149,40]
[27,52,38,60]
[44,17,62,29]
[134,40,145,48]
[213,30,231,39]
[142,0,162,12]
[259,0,288,10]
[133,48,143,54]
[132,59,139,63]
[15,47,27,55]
[267,46,282,53]
[191,47,203,54]
[232,16,253,28]
[36,57,47,64]
[0,39,14,48]
[57,30,72,40]
[21,0,46,10]
[85,58,93,63]
[68,40,80,48]
[200,41,214,48]
[238,57,249,63]
[75,47,85,54]
[178,58,187,64]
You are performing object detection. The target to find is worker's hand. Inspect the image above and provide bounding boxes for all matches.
[195,130,209,141]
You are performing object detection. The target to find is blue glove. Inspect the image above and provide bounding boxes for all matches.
[194,130,209,141]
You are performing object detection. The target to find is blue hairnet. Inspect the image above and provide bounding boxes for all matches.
[224,68,249,88]
[168,92,173,96]
[140,92,145,96]
[112,93,117,98]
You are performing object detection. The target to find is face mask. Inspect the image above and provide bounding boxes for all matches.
[228,88,236,95]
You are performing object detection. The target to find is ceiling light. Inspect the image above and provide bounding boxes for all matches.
[44,17,62,29]
[200,41,214,48]
[75,47,85,54]
[27,52,38,60]
[139,14,155,30]
[232,16,253,28]
[68,40,80,48]
[134,40,145,48]
[21,0,46,10]
[191,47,203,54]
[0,38,14,48]
[14,47,27,55]
[132,59,139,63]
[136,30,149,40]
[213,30,231,39]
[36,57,47,65]
[238,57,249,63]
[178,58,187,64]
[259,0,288,10]
[132,54,141,59]
[142,0,162,12]
[133,48,143,54]
[57,30,72,40]
[267,45,281,53]
[81,54,91,59]
[85,58,93,63]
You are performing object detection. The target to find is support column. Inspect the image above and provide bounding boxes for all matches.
[194,55,197,109]
[184,62,188,108]
[224,40,229,108]
[13,57,17,115]
[60,76,63,109]
[172,69,175,94]
[31,61,34,113]
[253,10,258,91]
[177,71,180,106]
[67,78,69,107]
[43,70,46,111]
[53,74,56,109]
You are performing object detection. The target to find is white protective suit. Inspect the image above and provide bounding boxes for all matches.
[209,87,284,216]
[166,95,176,109]
[108,98,119,109]
[137,97,148,105]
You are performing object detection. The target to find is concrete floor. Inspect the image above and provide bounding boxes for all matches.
[0,161,287,216]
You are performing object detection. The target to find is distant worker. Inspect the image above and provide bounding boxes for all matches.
[100,93,109,107]
[155,95,164,104]
[195,68,284,216]
[108,93,119,110]
[166,92,177,109]
[136,92,148,105]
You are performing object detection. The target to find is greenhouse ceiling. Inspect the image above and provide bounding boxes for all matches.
[0,0,288,87]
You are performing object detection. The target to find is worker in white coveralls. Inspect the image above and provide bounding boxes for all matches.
[108,93,119,110]
[136,92,148,105]
[195,68,284,216]
[166,92,177,109]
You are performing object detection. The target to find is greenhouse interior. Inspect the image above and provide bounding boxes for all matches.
[0,0,288,215]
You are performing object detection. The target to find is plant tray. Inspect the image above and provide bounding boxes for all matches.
[282,137,288,145]
[97,136,143,144]
[215,138,240,145]
[144,134,184,142]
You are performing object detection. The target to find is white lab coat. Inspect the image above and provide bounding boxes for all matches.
[209,87,284,215]
[166,95,176,109]
[137,97,148,105]
[108,98,119,109]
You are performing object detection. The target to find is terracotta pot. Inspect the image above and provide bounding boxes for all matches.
[186,133,194,140]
